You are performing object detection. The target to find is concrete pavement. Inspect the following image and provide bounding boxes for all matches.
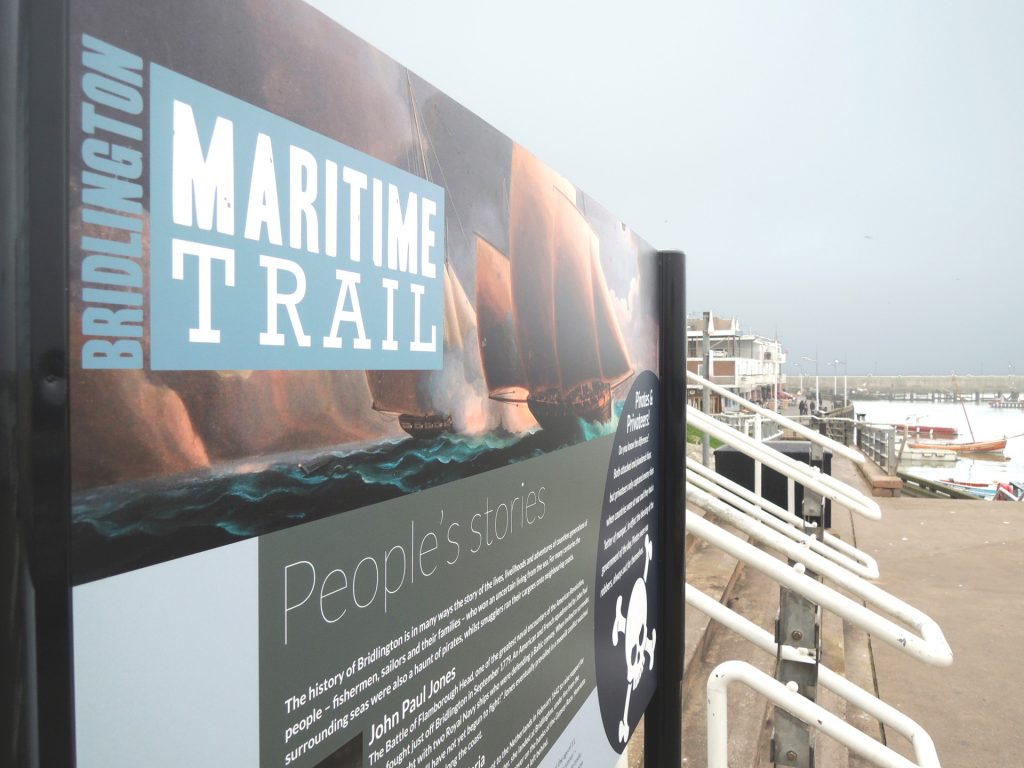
[833,456,1024,767]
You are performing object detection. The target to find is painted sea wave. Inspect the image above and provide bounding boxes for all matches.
[72,412,620,584]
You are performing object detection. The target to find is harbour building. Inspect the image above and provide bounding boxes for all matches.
[686,311,786,412]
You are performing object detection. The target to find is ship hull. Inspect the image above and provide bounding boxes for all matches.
[399,413,454,440]
[527,382,612,433]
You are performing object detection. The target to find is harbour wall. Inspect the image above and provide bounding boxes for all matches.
[801,374,1019,397]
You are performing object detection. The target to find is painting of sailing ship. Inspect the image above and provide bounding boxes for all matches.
[363,73,485,440]
[365,261,477,439]
[476,146,633,435]
[67,0,659,583]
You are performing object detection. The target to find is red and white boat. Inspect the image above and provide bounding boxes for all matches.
[996,481,1024,502]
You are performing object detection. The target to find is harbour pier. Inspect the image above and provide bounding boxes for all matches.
[840,374,1019,402]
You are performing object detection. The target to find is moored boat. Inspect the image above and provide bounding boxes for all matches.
[934,478,999,500]
[897,446,958,465]
[892,423,959,438]
[906,437,1007,454]
[995,481,1024,502]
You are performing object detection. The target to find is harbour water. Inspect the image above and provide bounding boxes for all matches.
[851,399,1024,490]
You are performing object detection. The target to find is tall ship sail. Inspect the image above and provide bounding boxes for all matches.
[366,262,475,438]
[364,74,479,440]
[475,145,633,433]
[475,236,528,401]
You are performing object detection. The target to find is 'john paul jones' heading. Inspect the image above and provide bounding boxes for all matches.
[77,34,445,371]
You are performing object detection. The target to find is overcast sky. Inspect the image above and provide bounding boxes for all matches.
[311,1,1023,376]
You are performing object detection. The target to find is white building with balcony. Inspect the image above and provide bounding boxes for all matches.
[686,311,786,411]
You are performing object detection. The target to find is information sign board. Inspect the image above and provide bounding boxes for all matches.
[2,2,685,766]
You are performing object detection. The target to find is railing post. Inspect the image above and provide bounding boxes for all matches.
[774,493,823,768]
[887,429,897,476]
[754,413,763,499]
[773,588,819,768]
[772,446,825,768]
[807,443,825,539]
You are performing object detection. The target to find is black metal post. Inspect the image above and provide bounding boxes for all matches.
[0,2,26,765]
[8,1,74,766]
[645,250,685,766]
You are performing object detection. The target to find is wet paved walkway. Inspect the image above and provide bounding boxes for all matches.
[834,456,1024,766]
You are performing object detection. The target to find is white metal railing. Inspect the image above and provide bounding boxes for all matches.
[687,369,865,464]
[715,410,785,441]
[686,457,879,579]
[687,584,940,768]
[858,422,901,474]
[685,497,953,667]
[689,408,882,520]
[707,661,932,768]
[687,464,879,579]
[685,384,951,764]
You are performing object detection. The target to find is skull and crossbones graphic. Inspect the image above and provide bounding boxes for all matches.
[611,532,657,743]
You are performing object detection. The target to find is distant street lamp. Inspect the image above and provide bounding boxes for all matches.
[802,355,819,408]
[828,360,839,406]
[845,360,848,405]
[841,359,848,406]
[825,359,850,408]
